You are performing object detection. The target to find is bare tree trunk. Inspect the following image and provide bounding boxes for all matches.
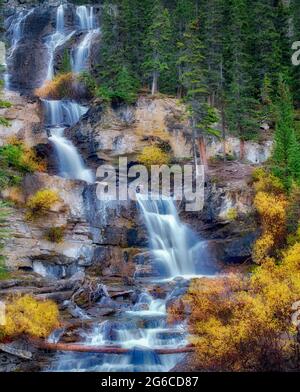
[221,103,226,162]
[198,136,208,169]
[240,139,245,161]
[151,71,158,95]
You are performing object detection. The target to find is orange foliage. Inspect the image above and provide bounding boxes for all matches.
[180,254,300,371]
[35,73,77,100]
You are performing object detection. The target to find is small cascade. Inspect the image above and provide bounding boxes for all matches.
[47,328,66,344]
[4,8,34,89]
[49,127,94,182]
[42,99,87,127]
[137,195,211,278]
[72,5,100,73]
[50,291,187,372]
[42,99,93,182]
[76,5,96,30]
[45,4,75,80]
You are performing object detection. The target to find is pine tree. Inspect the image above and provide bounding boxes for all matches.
[224,0,259,159]
[260,74,275,126]
[179,19,219,168]
[248,0,281,94]
[172,0,197,97]
[291,0,300,105]
[143,0,172,95]
[272,78,300,189]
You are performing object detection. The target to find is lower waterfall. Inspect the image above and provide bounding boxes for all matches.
[137,195,214,278]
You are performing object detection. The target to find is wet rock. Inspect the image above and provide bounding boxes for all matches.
[71,277,108,308]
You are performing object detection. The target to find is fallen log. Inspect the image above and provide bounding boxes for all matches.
[32,340,194,355]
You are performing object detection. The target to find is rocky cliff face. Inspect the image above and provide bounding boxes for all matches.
[67,95,272,167]
[0,89,265,278]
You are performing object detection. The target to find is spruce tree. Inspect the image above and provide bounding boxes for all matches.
[272,78,300,189]
[143,0,172,95]
[179,19,218,168]
[248,0,281,94]
[224,0,259,159]
[291,0,300,105]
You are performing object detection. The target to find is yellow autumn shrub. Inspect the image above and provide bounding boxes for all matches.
[252,167,285,195]
[26,189,60,219]
[35,72,76,100]
[253,189,287,263]
[252,233,274,264]
[0,295,60,340]
[137,146,170,168]
[178,246,300,371]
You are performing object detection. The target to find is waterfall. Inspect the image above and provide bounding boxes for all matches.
[49,127,94,182]
[45,5,75,81]
[42,99,87,127]
[42,99,93,182]
[4,8,34,89]
[76,5,96,30]
[137,195,210,278]
[56,4,65,33]
[72,6,99,73]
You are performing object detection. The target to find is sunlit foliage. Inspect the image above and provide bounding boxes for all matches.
[0,295,60,340]
[26,189,60,220]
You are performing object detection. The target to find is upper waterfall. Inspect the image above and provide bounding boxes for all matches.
[72,5,99,73]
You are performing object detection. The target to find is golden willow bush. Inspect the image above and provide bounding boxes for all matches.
[137,145,170,167]
[0,295,60,340]
[26,189,60,220]
[252,168,287,263]
[35,73,78,100]
[169,245,300,371]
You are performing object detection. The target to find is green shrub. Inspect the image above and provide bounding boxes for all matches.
[0,100,12,109]
[26,189,60,220]
[45,226,65,243]
[96,66,139,104]
[0,143,46,174]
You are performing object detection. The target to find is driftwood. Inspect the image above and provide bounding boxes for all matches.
[0,343,32,359]
[32,339,195,355]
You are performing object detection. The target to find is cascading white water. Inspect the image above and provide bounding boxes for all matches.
[137,195,208,278]
[72,5,100,73]
[42,99,93,182]
[4,8,34,89]
[49,127,94,182]
[76,5,96,30]
[42,99,87,127]
[51,290,186,372]
[45,4,75,80]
